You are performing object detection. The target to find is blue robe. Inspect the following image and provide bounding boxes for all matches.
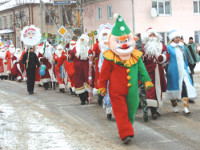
[165,42,197,100]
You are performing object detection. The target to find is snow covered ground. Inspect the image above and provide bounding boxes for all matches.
[194,62,200,73]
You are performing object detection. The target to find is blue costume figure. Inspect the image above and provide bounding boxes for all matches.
[166,30,197,114]
[97,27,113,120]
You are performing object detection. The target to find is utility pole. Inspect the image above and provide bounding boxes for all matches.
[132,0,135,34]
[58,5,63,27]
[40,0,43,33]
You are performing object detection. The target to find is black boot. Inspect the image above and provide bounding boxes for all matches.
[150,107,160,120]
[70,88,76,95]
[98,94,104,105]
[83,91,89,103]
[79,93,86,105]
[107,114,112,120]
[44,83,49,90]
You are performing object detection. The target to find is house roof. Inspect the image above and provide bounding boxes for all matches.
[0,0,52,12]
[0,29,14,35]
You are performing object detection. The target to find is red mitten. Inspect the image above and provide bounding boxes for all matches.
[61,51,65,55]
[158,55,163,63]
[88,49,93,55]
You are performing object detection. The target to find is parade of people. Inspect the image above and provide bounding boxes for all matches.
[0,0,200,149]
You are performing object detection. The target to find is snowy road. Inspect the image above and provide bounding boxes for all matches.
[1,71,200,150]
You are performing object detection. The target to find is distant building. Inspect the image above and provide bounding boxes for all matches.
[83,0,200,44]
[0,0,80,48]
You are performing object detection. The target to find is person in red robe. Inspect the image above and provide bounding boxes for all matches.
[5,44,16,80]
[67,34,94,105]
[0,47,9,80]
[11,48,24,81]
[54,44,66,92]
[57,40,76,95]
[142,28,169,119]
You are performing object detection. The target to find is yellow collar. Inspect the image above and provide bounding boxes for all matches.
[103,49,143,67]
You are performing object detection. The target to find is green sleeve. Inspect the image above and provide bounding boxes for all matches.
[138,57,151,84]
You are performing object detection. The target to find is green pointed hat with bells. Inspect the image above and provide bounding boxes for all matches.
[111,14,131,36]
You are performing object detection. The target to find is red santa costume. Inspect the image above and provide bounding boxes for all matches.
[11,48,24,81]
[5,44,16,76]
[69,34,93,105]
[57,40,76,94]
[20,47,27,81]
[39,43,52,90]
[54,44,66,92]
[35,44,44,85]
[142,28,169,119]
[0,47,9,79]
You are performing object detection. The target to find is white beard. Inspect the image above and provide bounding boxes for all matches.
[44,47,53,61]
[55,50,62,58]
[0,50,6,59]
[9,48,15,54]
[99,40,109,53]
[69,45,75,51]
[76,41,89,60]
[144,37,163,59]
[14,52,21,61]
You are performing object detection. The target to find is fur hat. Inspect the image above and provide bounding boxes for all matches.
[142,28,163,43]
[168,30,181,42]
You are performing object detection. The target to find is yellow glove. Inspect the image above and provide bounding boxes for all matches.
[145,81,154,90]
[98,88,107,96]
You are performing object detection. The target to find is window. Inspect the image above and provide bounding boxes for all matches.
[22,11,26,25]
[16,12,20,28]
[107,5,112,19]
[4,16,7,29]
[158,32,169,45]
[152,0,171,16]
[0,17,2,29]
[194,0,200,14]
[10,14,13,29]
[45,9,56,24]
[97,7,102,20]
[17,36,21,49]
[195,31,200,43]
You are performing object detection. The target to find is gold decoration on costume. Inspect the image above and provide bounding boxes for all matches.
[98,88,107,94]
[127,76,131,80]
[103,49,143,67]
[126,69,130,73]
[127,83,132,87]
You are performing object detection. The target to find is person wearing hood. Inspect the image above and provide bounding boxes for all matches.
[166,30,197,114]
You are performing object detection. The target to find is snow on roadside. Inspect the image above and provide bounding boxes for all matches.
[194,62,200,73]
[0,104,74,150]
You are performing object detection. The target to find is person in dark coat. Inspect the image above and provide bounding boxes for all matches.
[22,47,40,94]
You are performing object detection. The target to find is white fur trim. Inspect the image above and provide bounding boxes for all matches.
[59,84,65,89]
[84,83,91,93]
[72,87,75,92]
[114,13,119,19]
[146,99,158,107]
[93,88,99,96]
[158,54,167,64]
[106,107,112,115]
[75,88,86,94]
[168,30,181,42]
[166,90,181,100]
[17,76,22,80]
[7,71,11,74]
[68,82,71,88]
[155,64,163,107]
[42,78,51,83]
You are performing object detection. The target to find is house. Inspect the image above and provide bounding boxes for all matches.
[83,0,200,44]
[0,0,80,48]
